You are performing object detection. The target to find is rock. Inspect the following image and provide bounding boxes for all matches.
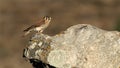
[23,24,120,68]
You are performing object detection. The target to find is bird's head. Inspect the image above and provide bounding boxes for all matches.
[43,16,52,24]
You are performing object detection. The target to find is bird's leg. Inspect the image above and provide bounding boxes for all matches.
[38,30,43,33]
[36,30,43,35]
[40,30,43,33]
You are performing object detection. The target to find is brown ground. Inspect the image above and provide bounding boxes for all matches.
[0,0,120,68]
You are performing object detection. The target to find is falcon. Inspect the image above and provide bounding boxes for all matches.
[23,16,51,36]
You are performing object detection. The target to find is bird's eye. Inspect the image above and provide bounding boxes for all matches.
[48,17,51,20]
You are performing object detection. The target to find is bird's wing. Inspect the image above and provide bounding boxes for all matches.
[23,19,45,32]
[23,25,37,32]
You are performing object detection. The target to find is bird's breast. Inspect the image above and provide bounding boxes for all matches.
[35,27,42,31]
[34,24,48,32]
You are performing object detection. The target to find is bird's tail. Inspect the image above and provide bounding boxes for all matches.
[22,31,30,37]
[23,28,29,32]
[23,25,35,32]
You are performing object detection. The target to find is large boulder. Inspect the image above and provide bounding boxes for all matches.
[23,24,120,68]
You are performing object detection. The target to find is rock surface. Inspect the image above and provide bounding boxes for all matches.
[23,24,120,68]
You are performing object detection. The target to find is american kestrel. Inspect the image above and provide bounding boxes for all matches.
[23,16,51,36]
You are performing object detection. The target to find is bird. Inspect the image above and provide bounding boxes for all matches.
[23,16,51,36]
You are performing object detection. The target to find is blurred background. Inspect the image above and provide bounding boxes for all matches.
[0,0,120,68]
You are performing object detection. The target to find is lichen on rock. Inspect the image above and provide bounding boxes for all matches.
[23,33,52,63]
